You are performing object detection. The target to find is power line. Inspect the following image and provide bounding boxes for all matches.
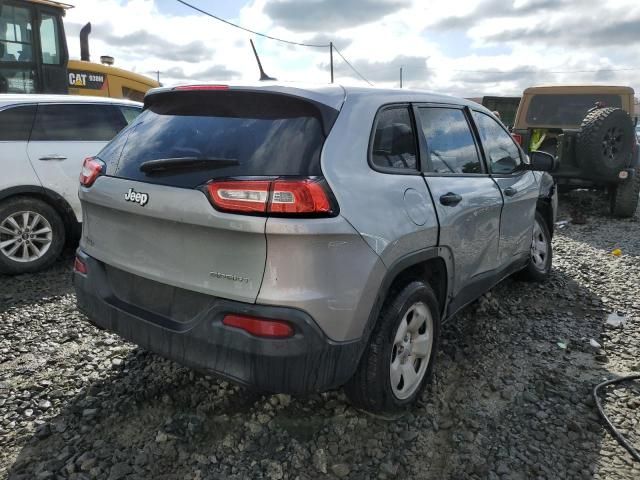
[176,0,373,86]
[333,46,374,86]
[175,0,329,48]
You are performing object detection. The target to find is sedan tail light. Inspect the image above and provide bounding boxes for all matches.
[79,157,105,187]
[74,256,87,274]
[206,177,337,217]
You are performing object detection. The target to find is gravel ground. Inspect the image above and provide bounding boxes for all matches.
[1,190,639,480]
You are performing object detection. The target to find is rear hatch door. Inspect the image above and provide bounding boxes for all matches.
[79,87,338,303]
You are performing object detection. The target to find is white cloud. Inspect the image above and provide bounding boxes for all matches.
[61,0,640,97]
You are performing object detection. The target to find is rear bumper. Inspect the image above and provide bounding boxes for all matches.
[73,250,363,394]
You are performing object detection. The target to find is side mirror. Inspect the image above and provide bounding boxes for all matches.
[528,150,556,172]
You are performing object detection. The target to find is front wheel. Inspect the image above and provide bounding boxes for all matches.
[0,197,65,275]
[517,212,552,282]
[345,281,440,411]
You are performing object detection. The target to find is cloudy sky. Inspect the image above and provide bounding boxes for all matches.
[63,0,640,97]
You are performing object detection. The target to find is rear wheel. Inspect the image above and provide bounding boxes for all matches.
[345,281,440,411]
[0,197,65,275]
[517,212,552,282]
[610,170,640,218]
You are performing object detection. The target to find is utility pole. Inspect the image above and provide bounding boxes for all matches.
[156,70,160,83]
[400,66,403,88]
[329,42,334,83]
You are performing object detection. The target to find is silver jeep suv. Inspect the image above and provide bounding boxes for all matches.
[73,84,557,411]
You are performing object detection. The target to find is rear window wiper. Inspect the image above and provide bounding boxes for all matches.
[139,157,239,173]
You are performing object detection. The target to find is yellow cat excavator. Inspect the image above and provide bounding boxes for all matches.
[0,0,159,99]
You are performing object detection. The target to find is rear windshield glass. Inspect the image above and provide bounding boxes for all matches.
[526,94,623,126]
[100,91,336,188]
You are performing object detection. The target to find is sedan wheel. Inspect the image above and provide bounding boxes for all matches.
[0,197,65,275]
[0,211,53,262]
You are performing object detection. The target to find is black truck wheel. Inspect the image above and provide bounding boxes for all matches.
[577,107,634,178]
[610,169,640,218]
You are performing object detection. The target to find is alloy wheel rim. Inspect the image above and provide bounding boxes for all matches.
[0,211,53,263]
[530,219,549,272]
[390,301,433,400]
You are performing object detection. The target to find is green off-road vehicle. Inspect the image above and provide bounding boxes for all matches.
[513,86,639,217]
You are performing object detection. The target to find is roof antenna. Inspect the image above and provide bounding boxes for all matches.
[250,39,276,81]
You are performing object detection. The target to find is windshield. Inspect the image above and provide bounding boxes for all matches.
[526,94,623,127]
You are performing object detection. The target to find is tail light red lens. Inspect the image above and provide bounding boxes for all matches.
[79,157,105,187]
[223,314,294,338]
[74,256,87,274]
[206,178,336,216]
[511,133,523,146]
[270,179,332,214]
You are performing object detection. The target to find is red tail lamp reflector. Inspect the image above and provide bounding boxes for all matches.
[173,85,229,91]
[223,314,294,338]
[511,133,523,146]
[79,157,105,187]
[74,257,87,274]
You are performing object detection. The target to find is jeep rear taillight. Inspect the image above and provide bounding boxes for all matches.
[79,157,105,187]
[511,133,523,146]
[270,179,332,215]
[206,178,337,217]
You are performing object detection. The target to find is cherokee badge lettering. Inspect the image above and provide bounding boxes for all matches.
[210,271,249,283]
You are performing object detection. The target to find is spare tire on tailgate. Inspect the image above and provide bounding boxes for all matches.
[577,107,634,178]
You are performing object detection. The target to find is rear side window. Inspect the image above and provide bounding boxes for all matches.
[371,107,418,171]
[418,107,481,174]
[31,104,128,141]
[526,94,623,126]
[106,91,336,188]
[0,104,35,141]
[472,111,522,174]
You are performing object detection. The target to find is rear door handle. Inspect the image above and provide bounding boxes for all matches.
[504,187,518,197]
[439,192,462,206]
[39,155,67,161]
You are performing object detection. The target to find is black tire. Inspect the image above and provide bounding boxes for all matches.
[0,197,65,275]
[517,212,552,282]
[577,108,634,177]
[345,281,440,412]
[610,169,640,218]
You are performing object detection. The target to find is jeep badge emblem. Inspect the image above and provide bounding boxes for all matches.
[124,188,149,206]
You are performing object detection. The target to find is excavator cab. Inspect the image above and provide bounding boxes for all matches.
[0,0,69,93]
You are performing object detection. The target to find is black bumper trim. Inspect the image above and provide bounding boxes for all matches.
[73,250,363,394]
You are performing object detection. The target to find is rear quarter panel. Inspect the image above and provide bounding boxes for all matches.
[320,93,439,267]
